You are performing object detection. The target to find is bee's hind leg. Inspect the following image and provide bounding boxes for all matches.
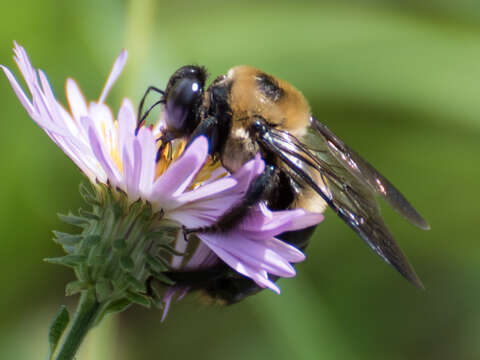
[183,164,277,237]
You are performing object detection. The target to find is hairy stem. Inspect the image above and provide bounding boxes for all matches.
[52,290,102,360]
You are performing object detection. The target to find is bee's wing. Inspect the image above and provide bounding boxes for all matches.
[257,118,428,289]
[309,117,430,230]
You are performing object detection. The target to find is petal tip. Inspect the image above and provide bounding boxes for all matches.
[268,282,281,294]
[119,49,128,62]
[0,65,9,75]
[188,136,209,159]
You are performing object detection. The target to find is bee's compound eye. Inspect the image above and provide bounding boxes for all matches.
[165,77,202,134]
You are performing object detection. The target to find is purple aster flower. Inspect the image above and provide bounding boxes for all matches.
[2,42,324,358]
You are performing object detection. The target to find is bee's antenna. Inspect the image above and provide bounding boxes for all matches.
[136,86,165,135]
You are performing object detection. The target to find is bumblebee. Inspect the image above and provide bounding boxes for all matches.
[138,65,430,303]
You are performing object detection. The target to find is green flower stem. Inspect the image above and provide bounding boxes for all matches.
[52,290,103,360]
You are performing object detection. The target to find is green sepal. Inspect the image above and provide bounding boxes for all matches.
[112,201,124,219]
[127,199,143,216]
[120,255,134,272]
[79,182,101,205]
[125,274,146,293]
[151,271,175,286]
[146,281,166,309]
[151,298,164,309]
[147,229,177,243]
[112,238,127,251]
[85,239,106,265]
[104,298,132,315]
[47,305,70,360]
[87,254,107,266]
[78,208,100,221]
[148,290,165,310]
[44,255,87,268]
[146,254,169,273]
[92,296,131,328]
[65,281,91,296]
[159,243,185,256]
[150,296,165,309]
[84,235,101,247]
[157,255,171,270]
[95,280,113,302]
[52,231,83,246]
[79,182,93,198]
[62,245,76,254]
[57,212,90,228]
[140,202,153,219]
[125,291,151,308]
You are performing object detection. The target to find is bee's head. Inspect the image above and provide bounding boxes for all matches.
[164,65,208,136]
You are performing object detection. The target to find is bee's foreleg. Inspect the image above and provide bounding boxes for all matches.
[186,115,228,156]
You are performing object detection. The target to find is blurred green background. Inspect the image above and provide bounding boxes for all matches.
[1,0,479,359]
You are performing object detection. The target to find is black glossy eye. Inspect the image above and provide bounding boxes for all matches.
[164,65,207,136]
[165,77,201,133]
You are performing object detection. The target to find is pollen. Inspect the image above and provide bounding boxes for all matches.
[191,157,224,189]
[108,121,123,173]
[154,140,184,178]
[153,138,224,188]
